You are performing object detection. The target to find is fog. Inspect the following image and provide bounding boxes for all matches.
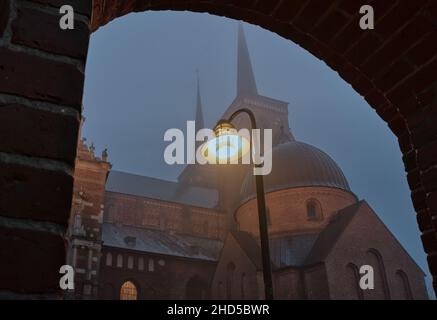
[82,11,434,298]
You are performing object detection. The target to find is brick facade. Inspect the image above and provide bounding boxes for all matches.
[0,0,436,296]
[236,187,357,236]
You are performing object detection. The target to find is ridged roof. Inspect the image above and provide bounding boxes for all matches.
[241,140,351,201]
[105,170,219,209]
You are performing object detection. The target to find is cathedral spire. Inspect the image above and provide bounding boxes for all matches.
[195,70,205,130]
[237,23,258,96]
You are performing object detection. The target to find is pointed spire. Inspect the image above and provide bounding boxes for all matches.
[195,70,205,130]
[237,23,258,96]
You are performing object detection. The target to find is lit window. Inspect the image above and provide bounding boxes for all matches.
[120,281,138,300]
[117,254,123,268]
[148,259,155,272]
[158,259,165,267]
[127,256,134,269]
[138,257,144,271]
[106,252,112,266]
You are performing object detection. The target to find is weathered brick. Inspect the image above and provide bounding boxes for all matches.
[376,0,428,38]
[429,254,437,276]
[422,167,437,193]
[254,0,281,15]
[387,84,417,114]
[407,168,421,190]
[330,16,362,53]
[312,9,349,44]
[365,89,388,110]
[409,59,437,93]
[31,0,92,17]
[0,161,73,226]
[375,104,398,123]
[272,0,307,22]
[346,33,382,67]
[388,114,408,136]
[0,0,9,38]
[397,132,412,154]
[12,6,90,60]
[374,59,414,93]
[402,147,417,170]
[417,209,433,233]
[417,140,437,170]
[0,47,84,109]
[411,188,427,212]
[407,30,437,67]
[428,190,437,214]
[0,104,79,164]
[0,226,65,294]
[337,0,363,15]
[350,74,373,97]
[338,63,359,84]
[294,0,332,32]
[421,231,437,254]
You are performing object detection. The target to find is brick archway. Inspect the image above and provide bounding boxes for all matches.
[0,0,436,297]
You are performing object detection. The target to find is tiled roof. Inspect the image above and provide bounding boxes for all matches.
[102,222,222,261]
[105,170,219,209]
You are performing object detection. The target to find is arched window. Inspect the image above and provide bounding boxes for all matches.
[138,257,144,271]
[127,256,134,269]
[117,254,123,268]
[148,258,155,272]
[367,249,390,299]
[346,263,364,300]
[306,199,322,220]
[241,273,246,299]
[106,252,112,266]
[120,281,138,300]
[395,270,413,300]
[226,262,236,300]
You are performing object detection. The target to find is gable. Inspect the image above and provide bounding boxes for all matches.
[326,201,424,275]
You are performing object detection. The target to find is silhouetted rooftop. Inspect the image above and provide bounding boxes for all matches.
[102,222,222,261]
[105,170,219,209]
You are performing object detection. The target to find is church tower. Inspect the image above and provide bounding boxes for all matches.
[177,73,219,190]
[66,120,111,299]
[178,23,296,229]
[216,23,295,217]
[222,23,294,145]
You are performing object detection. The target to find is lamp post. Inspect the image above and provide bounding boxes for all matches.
[201,108,274,300]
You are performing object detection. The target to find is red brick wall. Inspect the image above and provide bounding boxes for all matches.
[104,192,227,240]
[236,187,357,236]
[99,247,215,299]
[211,234,262,300]
[325,202,428,300]
[0,0,91,297]
[1,0,436,296]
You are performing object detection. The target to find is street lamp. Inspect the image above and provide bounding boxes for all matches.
[201,108,274,300]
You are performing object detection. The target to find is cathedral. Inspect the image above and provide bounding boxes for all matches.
[67,25,428,300]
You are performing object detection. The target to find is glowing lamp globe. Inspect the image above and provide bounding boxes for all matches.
[200,121,250,164]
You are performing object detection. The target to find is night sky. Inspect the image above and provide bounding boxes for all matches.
[82,11,434,298]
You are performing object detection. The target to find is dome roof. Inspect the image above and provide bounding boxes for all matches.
[241,141,351,201]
